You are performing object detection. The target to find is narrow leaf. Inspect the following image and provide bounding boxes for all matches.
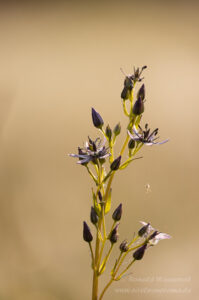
[105,188,112,214]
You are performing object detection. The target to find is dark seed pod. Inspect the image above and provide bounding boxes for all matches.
[128,139,135,149]
[110,156,121,171]
[91,108,104,129]
[112,203,122,221]
[106,125,112,141]
[114,123,121,136]
[109,223,119,244]
[133,244,147,260]
[137,84,145,101]
[119,240,129,252]
[90,207,98,225]
[83,221,93,243]
[132,97,144,115]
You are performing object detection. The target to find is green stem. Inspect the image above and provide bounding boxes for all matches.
[99,278,114,300]
[89,242,95,267]
[92,218,101,300]
[115,259,136,281]
[86,166,98,184]
[120,135,130,156]
[99,244,113,274]
[122,100,129,117]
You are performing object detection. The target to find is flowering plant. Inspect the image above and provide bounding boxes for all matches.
[70,66,171,300]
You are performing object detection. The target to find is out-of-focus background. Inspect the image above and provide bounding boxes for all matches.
[0,1,198,299]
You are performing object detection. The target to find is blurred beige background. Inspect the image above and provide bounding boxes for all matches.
[0,1,198,299]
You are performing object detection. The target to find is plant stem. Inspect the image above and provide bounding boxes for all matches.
[99,278,114,300]
[115,259,136,281]
[120,134,129,156]
[92,218,102,300]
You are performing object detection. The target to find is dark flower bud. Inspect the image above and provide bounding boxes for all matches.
[83,221,93,243]
[91,108,104,129]
[137,84,145,101]
[121,86,128,100]
[128,139,135,149]
[109,223,119,244]
[98,191,103,202]
[110,155,121,171]
[148,230,158,240]
[138,223,150,237]
[119,240,129,252]
[132,97,144,115]
[106,125,112,141]
[112,203,122,221]
[124,76,134,90]
[90,207,98,225]
[113,123,121,136]
[133,244,147,260]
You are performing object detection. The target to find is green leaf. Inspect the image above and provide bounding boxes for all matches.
[105,188,112,214]
[92,189,101,217]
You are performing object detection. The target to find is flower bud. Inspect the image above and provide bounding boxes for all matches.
[110,155,121,171]
[112,203,122,221]
[119,240,129,252]
[109,223,119,244]
[137,84,145,101]
[124,76,134,90]
[113,123,121,136]
[106,125,112,141]
[148,230,158,240]
[90,207,98,225]
[83,221,93,243]
[138,223,150,237]
[121,87,128,100]
[91,108,104,129]
[128,139,135,149]
[98,191,103,202]
[133,244,147,260]
[132,97,144,115]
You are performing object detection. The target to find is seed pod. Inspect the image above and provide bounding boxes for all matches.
[119,240,129,252]
[90,207,98,225]
[110,156,121,171]
[91,108,104,129]
[83,221,93,243]
[113,123,121,136]
[112,203,122,221]
[106,124,112,141]
[109,223,119,244]
[132,97,144,115]
[137,84,145,101]
[133,244,147,260]
[128,139,135,149]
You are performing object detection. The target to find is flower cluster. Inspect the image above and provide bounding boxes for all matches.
[69,66,170,300]
[70,136,110,165]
